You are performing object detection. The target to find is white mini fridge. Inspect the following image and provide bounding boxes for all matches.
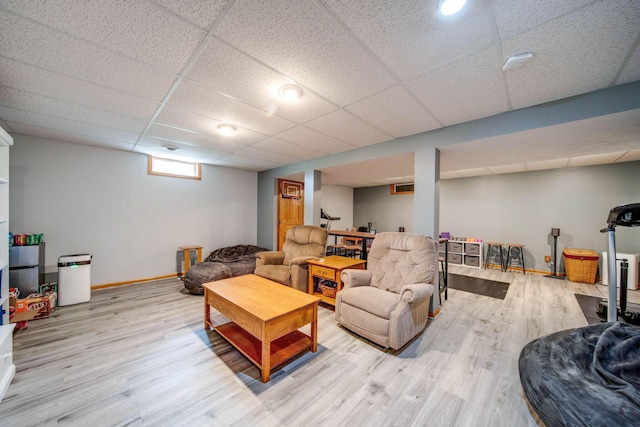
[58,254,92,306]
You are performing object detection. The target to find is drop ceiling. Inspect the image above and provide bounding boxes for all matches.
[0,0,639,187]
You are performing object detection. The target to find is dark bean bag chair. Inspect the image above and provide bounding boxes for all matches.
[519,321,640,427]
[183,245,269,295]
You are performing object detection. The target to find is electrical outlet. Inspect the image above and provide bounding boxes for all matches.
[544,255,551,263]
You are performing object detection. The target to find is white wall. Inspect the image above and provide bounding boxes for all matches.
[9,135,258,285]
[354,186,413,233]
[355,161,640,274]
[320,185,353,231]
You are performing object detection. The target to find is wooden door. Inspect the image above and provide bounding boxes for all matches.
[277,179,304,250]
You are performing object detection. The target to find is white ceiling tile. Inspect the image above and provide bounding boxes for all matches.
[492,0,594,39]
[251,137,326,160]
[276,126,357,154]
[143,125,242,154]
[1,0,205,74]
[150,0,229,30]
[0,86,147,133]
[207,158,264,171]
[617,43,640,85]
[137,135,229,159]
[0,106,139,143]
[0,10,177,101]
[406,46,508,126]
[321,0,495,80]
[187,38,337,123]
[0,58,160,122]
[346,85,441,137]
[232,146,303,164]
[616,149,640,163]
[168,80,295,135]
[305,110,392,147]
[7,122,135,152]
[439,171,464,180]
[154,106,265,145]
[220,153,284,169]
[525,158,570,171]
[487,163,526,174]
[214,0,396,105]
[502,0,640,110]
[456,167,492,177]
[568,152,627,167]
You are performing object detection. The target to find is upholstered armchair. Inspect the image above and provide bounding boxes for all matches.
[254,225,328,292]
[335,232,437,350]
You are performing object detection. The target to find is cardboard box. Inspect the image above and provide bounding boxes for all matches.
[39,283,58,306]
[10,291,57,322]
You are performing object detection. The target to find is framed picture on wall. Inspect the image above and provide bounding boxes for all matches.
[281,180,302,199]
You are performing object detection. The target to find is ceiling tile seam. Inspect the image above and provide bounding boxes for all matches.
[0,83,150,129]
[225,147,304,164]
[311,0,401,84]
[0,6,188,78]
[296,106,396,142]
[485,0,513,112]
[132,0,240,151]
[609,31,640,87]
[0,55,167,106]
[0,104,140,141]
[0,119,14,133]
[216,152,284,168]
[612,151,631,163]
[269,123,360,152]
[142,0,212,31]
[190,35,341,110]
[243,138,322,160]
[492,0,601,41]
[3,119,133,147]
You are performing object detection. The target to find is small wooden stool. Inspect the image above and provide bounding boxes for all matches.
[179,245,203,277]
[504,243,526,275]
[484,242,505,271]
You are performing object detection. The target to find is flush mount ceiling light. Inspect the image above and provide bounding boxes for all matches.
[503,52,534,71]
[278,84,303,100]
[438,0,466,16]
[217,124,237,135]
[162,145,180,152]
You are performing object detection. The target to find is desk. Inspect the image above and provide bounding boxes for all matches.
[328,230,377,260]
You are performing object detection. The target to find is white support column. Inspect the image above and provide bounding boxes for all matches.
[413,147,441,314]
[304,170,322,226]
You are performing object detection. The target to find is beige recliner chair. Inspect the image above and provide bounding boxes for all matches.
[254,225,328,292]
[335,232,437,350]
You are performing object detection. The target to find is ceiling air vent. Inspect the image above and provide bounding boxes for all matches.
[390,183,414,194]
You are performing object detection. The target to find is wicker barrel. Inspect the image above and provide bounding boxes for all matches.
[563,248,599,284]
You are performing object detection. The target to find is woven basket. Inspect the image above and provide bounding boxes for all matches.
[563,248,599,284]
[319,284,337,298]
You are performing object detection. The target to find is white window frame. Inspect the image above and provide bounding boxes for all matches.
[148,156,201,180]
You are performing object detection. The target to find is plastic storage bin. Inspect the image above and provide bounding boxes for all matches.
[563,248,599,284]
[58,254,92,306]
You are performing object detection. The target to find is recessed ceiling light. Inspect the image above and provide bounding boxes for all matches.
[279,84,303,100]
[438,0,466,16]
[217,124,237,135]
[162,145,180,152]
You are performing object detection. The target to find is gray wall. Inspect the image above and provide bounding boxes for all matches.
[9,135,258,285]
[354,161,640,274]
[321,185,354,231]
[354,186,413,233]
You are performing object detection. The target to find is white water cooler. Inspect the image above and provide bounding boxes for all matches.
[58,254,92,306]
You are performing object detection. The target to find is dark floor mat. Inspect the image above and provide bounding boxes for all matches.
[574,293,605,325]
[447,273,510,300]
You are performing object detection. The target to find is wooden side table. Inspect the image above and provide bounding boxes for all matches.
[179,245,203,277]
[307,255,366,305]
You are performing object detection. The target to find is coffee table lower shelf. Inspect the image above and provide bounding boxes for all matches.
[214,322,312,374]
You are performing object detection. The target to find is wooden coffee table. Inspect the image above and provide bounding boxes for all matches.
[203,274,320,382]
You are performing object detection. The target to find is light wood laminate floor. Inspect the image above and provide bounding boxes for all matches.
[1,266,637,426]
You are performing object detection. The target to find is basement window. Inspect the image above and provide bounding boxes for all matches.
[148,156,201,180]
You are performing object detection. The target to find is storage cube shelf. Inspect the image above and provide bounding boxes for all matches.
[441,240,483,269]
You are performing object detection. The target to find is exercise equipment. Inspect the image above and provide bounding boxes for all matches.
[544,228,564,280]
